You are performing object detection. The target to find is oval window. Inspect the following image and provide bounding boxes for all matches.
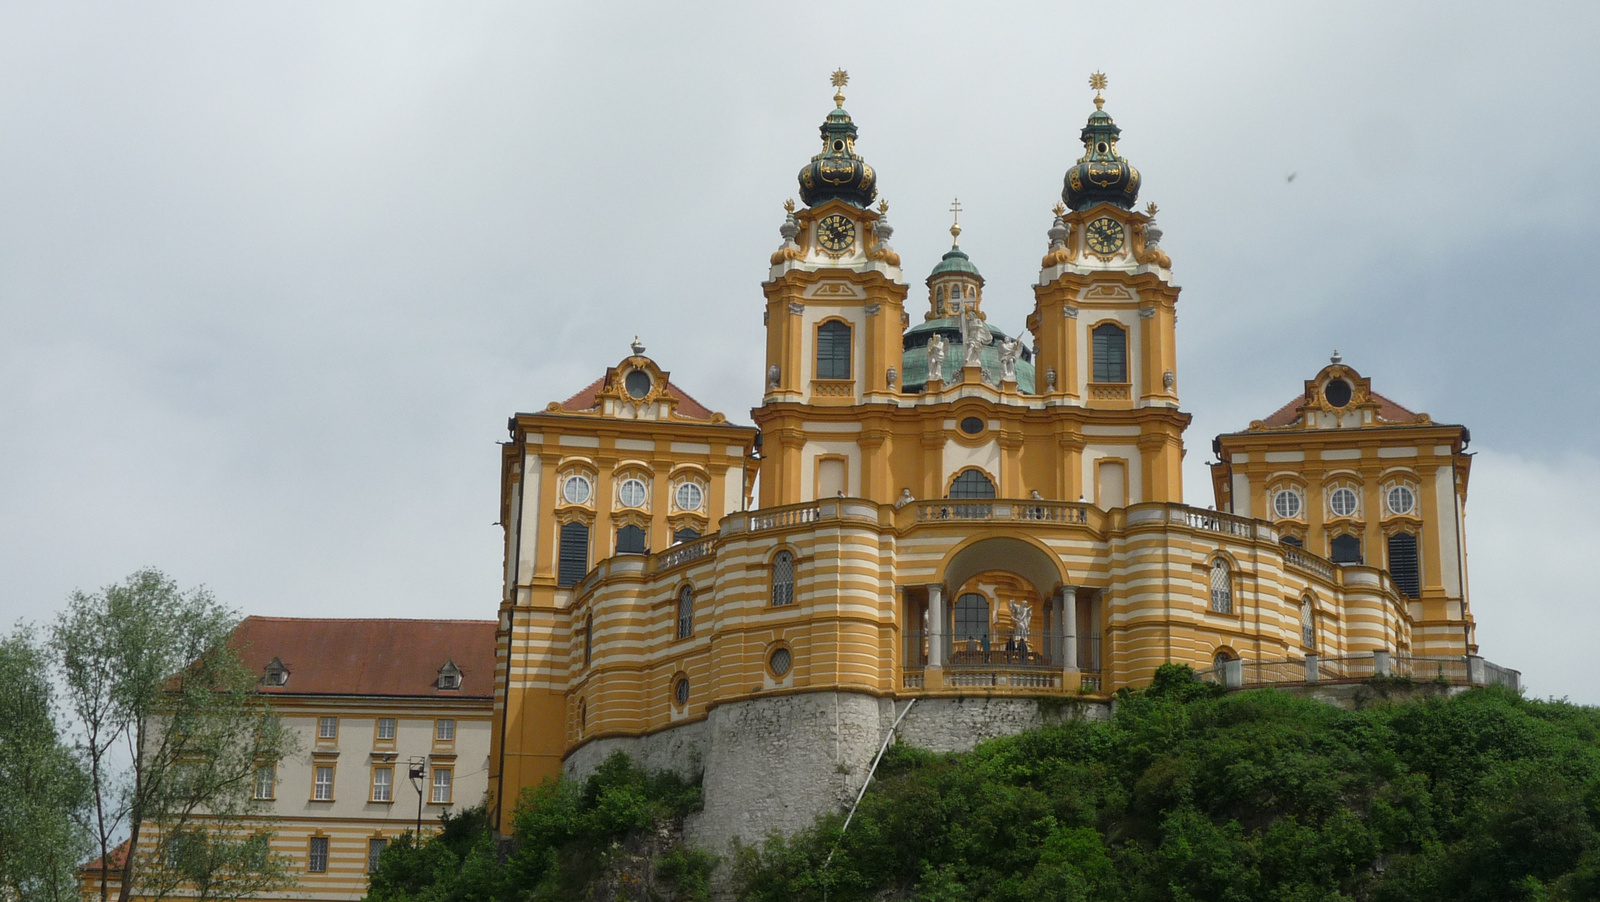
[1386,485,1416,516]
[1324,379,1353,408]
[675,482,704,512]
[1272,489,1302,519]
[619,478,647,508]
[625,370,652,399]
[673,677,690,707]
[769,647,792,678]
[562,475,592,505]
[959,416,985,435]
[1329,487,1359,518]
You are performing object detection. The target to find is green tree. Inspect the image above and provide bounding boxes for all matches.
[51,568,297,902]
[0,626,92,901]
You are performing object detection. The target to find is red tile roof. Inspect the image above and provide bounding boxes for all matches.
[559,376,716,420]
[231,617,495,699]
[1258,391,1419,427]
[80,839,129,875]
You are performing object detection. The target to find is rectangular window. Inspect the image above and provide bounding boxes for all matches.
[313,765,334,801]
[1091,323,1127,383]
[253,764,275,800]
[317,716,338,740]
[435,719,456,742]
[308,836,329,873]
[557,521,590,588]
[376,718,396,741]
[371,766,393,802]
[367,837,388,874]
[816,321,852,380]
[431,768,453,804]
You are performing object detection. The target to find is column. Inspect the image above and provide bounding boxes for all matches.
[1063,586,1079,672]
[927,584,946,668]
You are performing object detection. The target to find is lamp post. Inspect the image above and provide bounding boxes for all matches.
[408,757,428,840]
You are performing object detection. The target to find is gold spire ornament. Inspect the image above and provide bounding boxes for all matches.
[831,69,849,108]
[877,199,889,215]
[1090,71,1107,109]
[949,197,963,247]
[1145,202,1159,217]
[1053,201,1067,218]
[784,198,796,213]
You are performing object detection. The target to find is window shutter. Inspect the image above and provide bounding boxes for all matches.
[1387,532,1421,598]
[557,521,590,587]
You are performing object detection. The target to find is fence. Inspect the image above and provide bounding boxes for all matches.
[1200,651,1520,691]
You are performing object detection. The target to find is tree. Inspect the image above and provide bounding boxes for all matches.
[0,625,92,901]
[51,568,297,902]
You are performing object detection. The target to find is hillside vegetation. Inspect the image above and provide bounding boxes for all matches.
[372,668,1600,901]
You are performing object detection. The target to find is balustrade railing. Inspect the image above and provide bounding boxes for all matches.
[1174,507,1258,539]
[915,500,1090,524]
[747,505,822,533]
[649,535,718,574]
[1283,546,1336,579]
[1200,652,1520,691]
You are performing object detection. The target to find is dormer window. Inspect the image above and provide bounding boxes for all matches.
[262,657,289,687]
[1324,379,1353,408]
[436,660,463,691]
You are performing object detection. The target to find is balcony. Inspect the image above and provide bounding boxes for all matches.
[903,630,1103,694]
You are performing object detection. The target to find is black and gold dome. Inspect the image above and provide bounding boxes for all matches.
[1063,93,1140,211]
[797,73,878,208]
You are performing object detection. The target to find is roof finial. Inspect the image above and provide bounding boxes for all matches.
[631,336,645,356]
[949,197,963,247]
[1330,349,1342,364]
[1089,71,1107,110]
[831,69,849,109]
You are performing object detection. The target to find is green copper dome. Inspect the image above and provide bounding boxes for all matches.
[797,105,878,208]
[900,317,1035,394]
[928,246,981,278]
[1063,98,1141,211]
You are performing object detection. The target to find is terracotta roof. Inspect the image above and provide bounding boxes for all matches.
[231,617,495,699]
[559,376,716,420]
[1258,391,1419,428]
[80,839,129,874]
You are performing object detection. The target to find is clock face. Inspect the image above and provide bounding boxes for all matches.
[816,213,856,252]
[1085,217,1125,255]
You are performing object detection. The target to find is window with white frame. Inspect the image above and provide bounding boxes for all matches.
[372,766,393,802]
[1329,486,1359,518]
[1386,484,1416,516]
[1301,598,1316,649]
[1272,488,1303,520]
[253,764,274,800]
[675,481,704,512]
[435,719,456,742]
[308,836,329,873]
[771,550,795,606]
[561,474,592,505]
[313,765,334,801]
[431,768,452,804]
[376,717,396,741]
[618,478,647,508]
[676,585,694,640]
[1210,559,1233,614]
[317,716,338,740]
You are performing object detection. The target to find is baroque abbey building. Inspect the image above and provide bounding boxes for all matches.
[487,75,1502,847]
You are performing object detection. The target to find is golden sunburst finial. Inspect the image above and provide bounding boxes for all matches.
[1090,71,1107,109]
[831,69,849,108]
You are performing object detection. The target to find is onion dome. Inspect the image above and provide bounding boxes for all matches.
[797,71,878,208]
[1062,76,1141,211]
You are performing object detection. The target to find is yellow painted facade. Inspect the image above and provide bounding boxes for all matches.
[489,81,1486,833]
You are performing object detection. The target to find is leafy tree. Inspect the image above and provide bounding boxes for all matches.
[0,626,92,901]
[51,568,297,902]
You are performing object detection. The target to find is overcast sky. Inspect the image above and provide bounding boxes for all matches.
[2,3,1596,703]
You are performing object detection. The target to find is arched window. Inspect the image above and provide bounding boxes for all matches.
[816,321,852,380]
[1280,535,1303,548]
[1213,649,1235,670]
[1091,323,1127,383]
[771,550,795,607]
[1387,532,1420,598]
[1301,598,1316,650]
[1209,558,1232,614]
[949,469,996,499]
[557,521,590,587]
[953,593,990,649]
[584,614,593,666]
[1330,534,1362,564]
[675,585,694,640]
[615,524,646,555]
[673,527,701,544]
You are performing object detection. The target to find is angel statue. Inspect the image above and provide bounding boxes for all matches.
[997,336,1021,383]
[960,307,992,367]
[925,333,948,382]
